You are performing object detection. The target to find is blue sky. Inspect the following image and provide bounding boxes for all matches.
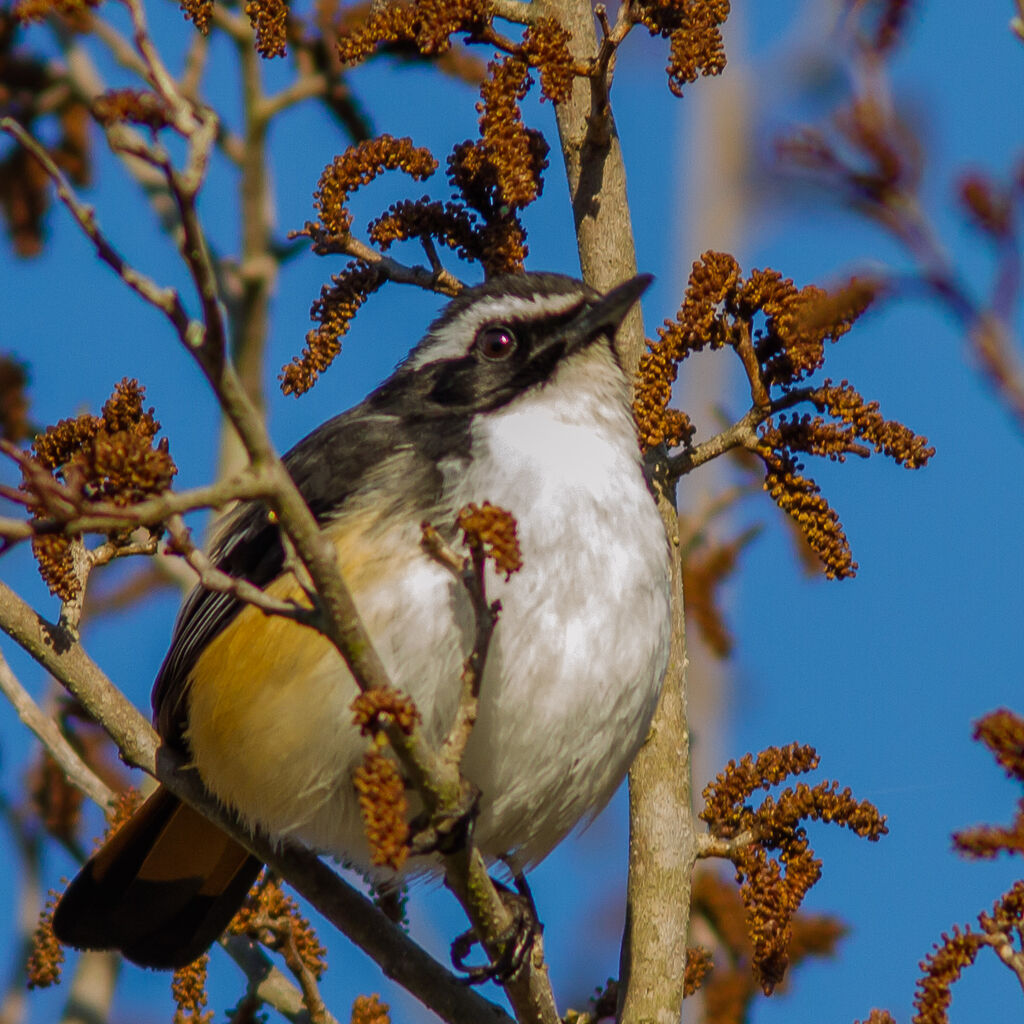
[2,0,1023,1021]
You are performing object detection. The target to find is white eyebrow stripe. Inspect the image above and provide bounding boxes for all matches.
[404,290,587,369]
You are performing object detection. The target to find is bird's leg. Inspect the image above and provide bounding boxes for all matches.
[407,780,481,857]
[449,871,542,985]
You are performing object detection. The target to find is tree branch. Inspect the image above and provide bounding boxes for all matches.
[0,579,513,1024]
[0,452,277,543]
[665,387,819,481]
[420,523,500,774]
[529,3,692,1022]
[0,651,114,811]
[0,118,193,340]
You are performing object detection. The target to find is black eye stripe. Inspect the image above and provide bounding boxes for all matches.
[475,304,587,352]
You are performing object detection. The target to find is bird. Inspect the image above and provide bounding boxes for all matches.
[53,271,673,969]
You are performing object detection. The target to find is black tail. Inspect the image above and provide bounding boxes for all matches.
[53,787,263,968]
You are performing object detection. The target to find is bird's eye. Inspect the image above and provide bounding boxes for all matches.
[475,324,517,361]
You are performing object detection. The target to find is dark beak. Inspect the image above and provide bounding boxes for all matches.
[569,273,654,351]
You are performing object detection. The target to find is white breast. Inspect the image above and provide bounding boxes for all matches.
[450,350,672,868]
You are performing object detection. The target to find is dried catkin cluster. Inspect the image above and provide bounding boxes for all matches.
[28,749,83,844]
[228,873,328,979]
[899,710,1024,1023]
[634,251,932,579]
[364,59,550,273]
[1,13,92,257]
[520,18,574,104]
[855,1012,898,1024]
[682,530,753,658]
[0,354,30,441]
[443,59,548,275]
[758,447,856,580]
[11,0,97,23]
[700,744,887,993]
[281,261,385,396]
[289,51,554,394]
[244,0,288,58]
[633,250,741,449]
[810,380,933,466]
[171,954,213,1024]
[92,89,173,131]
[682,946,713,997]
[26,891,64,989]
[632,0,730,97]
[351,994,391,1024]
[102,787,145,841]
[369,199,482,262]
[953,709,1024,858]
[181,0,288,54]
[336,0,490,65]
[24,379,176,599]
[31,378,174,503]
[354,750,410,870]
[313,135,439,237]
[351,687,422,737]
[457,501,523,579]
[179,0,213,35]
[691,868,846,1023]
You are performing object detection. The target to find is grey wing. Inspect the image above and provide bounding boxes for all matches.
[151,406,441,745]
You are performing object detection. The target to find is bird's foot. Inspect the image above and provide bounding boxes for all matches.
[408,782,480,857]
[451,873,541,985]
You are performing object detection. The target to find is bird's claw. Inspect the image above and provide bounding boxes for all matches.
[450,873,541,985]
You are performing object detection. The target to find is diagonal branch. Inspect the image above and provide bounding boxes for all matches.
[665,387,819,480]
[420,523,500,773]
[0,448,278,544]
[0,651,114,810]
[0,118,192,340]
[0,579,512,1024]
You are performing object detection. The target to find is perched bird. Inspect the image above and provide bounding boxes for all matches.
[54,271,672,968]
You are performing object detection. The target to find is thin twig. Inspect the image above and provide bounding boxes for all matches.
[164,515,319,626]
[0,453,276,542]
[257,73,331,122]
[0,118,193,339]
[88,532,161,568]
[420,523,501,773]
[0,651,114,810]
[87,14,151,80]
[180,24,211,102]
[289,223,465,296]
[695,830,757,860]
[666,387,818,480]
[222,935,340,1024]
[276,918,331,1024]
[58,538,91,637]
[120,0,200,133]
[209,2,254,44]
[979,931,1024,995]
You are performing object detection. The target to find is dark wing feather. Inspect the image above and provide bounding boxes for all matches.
[152,401,458,745]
